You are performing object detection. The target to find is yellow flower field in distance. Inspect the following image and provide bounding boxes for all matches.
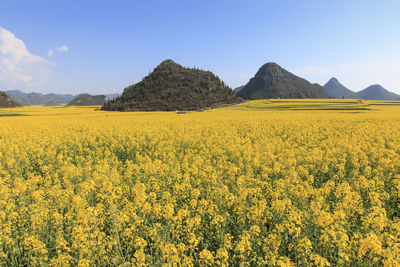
[1,99,400,266]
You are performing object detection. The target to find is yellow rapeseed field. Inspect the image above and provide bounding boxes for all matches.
[0,100,399,266]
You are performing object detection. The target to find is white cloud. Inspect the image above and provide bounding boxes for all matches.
[0,27,53,89]
[46,50,54,58]
[57,45,68,52]
[47,45,68,57]
[295,60,400,94]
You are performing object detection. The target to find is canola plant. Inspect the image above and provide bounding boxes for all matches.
[0,100,399,266]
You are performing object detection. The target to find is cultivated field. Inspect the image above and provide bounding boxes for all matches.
[0,100,399,266]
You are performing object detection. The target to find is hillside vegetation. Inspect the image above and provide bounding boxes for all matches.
[102,59,242,111]
[0,91,21,108]
[68,94,107,106]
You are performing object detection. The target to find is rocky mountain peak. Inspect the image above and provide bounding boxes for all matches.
[237,62,328,99]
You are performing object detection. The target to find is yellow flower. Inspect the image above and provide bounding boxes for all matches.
[0,102,399,265]
[199,249,214,265]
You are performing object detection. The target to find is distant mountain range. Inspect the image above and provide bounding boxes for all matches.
[3,68,400,108]
[237,62,329,99]
[323,78,400,100]
[4,90,120,106]
[5,90,75,106]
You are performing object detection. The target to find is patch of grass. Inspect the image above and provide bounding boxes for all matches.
[290,107,371,111]
[0,114,28,117]
[231,99,373,112]
[369,103,400,106]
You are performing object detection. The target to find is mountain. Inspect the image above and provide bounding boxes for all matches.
[0,91,21,108]
[237,62,329,99]
[5,90,75,106]
[323,78,400,100]
[102,59,242,111]
[358,85,400,100]
[324,78,359,99]
[68,94,107,106]
[233,86,245,93]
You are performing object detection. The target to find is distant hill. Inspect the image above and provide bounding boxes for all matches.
[233,86,245,93]
[324,78,359,99]
[0,91,21,108]
[102,59,242,111]
[5,90,75,106]
[358,84,400,100]
[238,62,329,99]
[68,94,107,106]
[323,78,400,100]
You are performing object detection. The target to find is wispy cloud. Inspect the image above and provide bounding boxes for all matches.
[0,27,54,89]
[47,45,68,57]
[295,60,400,93]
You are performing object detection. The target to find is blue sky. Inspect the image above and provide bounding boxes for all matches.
[1,0,400,94]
